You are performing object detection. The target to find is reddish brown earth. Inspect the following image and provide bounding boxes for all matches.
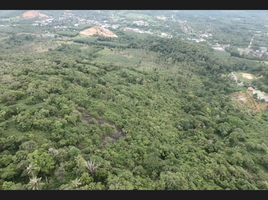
[80,26,118,37]
[22,10,49,19]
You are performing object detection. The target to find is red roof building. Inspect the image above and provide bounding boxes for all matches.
[248,87,254,91]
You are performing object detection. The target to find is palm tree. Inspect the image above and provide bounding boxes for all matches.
[72,178,81,189]
[26,163,38,178]
[27,176,44,190]
[84,160,101,178]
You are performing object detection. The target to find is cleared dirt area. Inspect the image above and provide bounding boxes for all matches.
[229,90,267,112]
[36,48,49,53]
[82,116,125,149]
[80,26,117,37]
[22,10,49,18]
[156,16,167,21]
[242,73,255,79]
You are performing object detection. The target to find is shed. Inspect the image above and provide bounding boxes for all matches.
[248,87,254,91]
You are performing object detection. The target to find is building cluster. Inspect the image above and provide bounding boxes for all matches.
[187,38,206,43]
[248,87,268,102]
[161,32,173,39]
[124,27,153,35]
[102,24,121,29]
[242,46,268,57]
[200,33,212,38]
[133,20,149,26]
[212,43,230,51]
[32,17,54,26]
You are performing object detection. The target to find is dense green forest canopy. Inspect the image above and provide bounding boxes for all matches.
[1,10,268,190]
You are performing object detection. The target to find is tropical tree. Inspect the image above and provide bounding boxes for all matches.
[72,178,82,189]
[84,159,101,178]
[26,163,38,177]
[27,176,44,190]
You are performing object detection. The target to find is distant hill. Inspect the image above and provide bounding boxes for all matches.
[80,26,117,37]
[22,10,49,19]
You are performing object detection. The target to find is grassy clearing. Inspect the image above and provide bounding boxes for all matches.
[233,71,255,85]
[124,12,156,23]
[0,17,19,22]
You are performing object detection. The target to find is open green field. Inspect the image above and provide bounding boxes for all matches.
[124,12,157,24]
[0,17,19,22]
[233,71,257,85]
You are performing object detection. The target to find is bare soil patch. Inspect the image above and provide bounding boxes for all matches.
[80,26,117,37]
[229,91,267,112]
[22,10,49,19]
[36,49,49,53]
[82,116,125,149]
[156,16,167,21]
[242,73,255,79]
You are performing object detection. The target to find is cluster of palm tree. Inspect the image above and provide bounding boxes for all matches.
[24,158,101,190]
[26,164,44,190]
[69,159,101,190]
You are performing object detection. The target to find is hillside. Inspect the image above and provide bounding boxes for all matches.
[22,10,49,19]
[80,26,117,37]
[2,10,268,190]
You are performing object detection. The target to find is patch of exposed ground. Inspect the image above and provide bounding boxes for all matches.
[82,116,125,149]
[156,16,167,21]
[36,48,49,53]
[242,73,256,79]
[22,10,49,19]
[229,91,267,112]
[80,26,117,37]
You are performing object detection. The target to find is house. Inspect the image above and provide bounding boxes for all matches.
[167,35,173,39]
[124,27,133,31]
[248,87,254,91]
[263,96,268,102]
[111,24,120,29]
[133,20,148,26]
[260,47,267,52]
[74,24,79,26]
[47,34,55,38]
[253,90,265,100]
[102,24,111,28]
[161,33,168,37]
[213,47,224,51]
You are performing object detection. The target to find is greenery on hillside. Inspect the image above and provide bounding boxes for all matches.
[2,10,268,190]
[1,30,268,190]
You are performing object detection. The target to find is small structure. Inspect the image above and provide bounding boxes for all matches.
[253,90,265,100]
[260,47,267,52]
[248,87,254,91]
[237,82,244,86]
[111,24,120,29]
[161,32,168,38]
[133,20,148,26]
[47,34,54,37]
